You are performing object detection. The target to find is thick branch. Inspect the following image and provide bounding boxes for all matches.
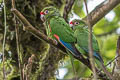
[63,0,75,22]
[83,0,120,26]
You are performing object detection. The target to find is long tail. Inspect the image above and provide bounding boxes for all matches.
[54,34,81,57]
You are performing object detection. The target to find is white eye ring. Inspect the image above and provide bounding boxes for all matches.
[44,10,49,14]
[74,22,79,25]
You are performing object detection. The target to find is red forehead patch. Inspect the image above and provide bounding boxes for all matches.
[70,21,73,24]
[40,12,45,15]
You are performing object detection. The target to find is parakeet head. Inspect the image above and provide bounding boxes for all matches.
[69,19,86,30]
[40,6,60,22]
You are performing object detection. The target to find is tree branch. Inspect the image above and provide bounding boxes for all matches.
[63,0,75,22]
[84,0,97,79]
[83,0,120,26]
[116,36,120,67]
[96,29,116,37]
[113,36,120,79]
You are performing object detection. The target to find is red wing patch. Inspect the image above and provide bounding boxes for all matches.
[49,24,52,32]
[54,34,59,40]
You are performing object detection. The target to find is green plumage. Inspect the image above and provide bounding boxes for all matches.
[41,6,76,42]
[50,17,76,42]
[70,19,113,79]
[40,7,80,76]
[41,6,82,57]
[72,19,100,59]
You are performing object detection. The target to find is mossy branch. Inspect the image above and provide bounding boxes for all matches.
[2,0,7,79]
[63,0,75,22]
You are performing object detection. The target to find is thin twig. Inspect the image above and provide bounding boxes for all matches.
[115,36,120,71]
[112,36,120,79]
[96,28,117,37]
[98,55,120,73]
[84,0,97,79]
[15,20,24,80]
[12,0,23,80]
[63,0,75,22]
[112,62,116,75]
[2,0,7,79]
[116,36,120,66]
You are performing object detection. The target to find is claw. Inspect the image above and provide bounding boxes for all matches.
[54,39,58,45]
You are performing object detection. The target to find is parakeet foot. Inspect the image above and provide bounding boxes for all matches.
[47,37,58,45]
[53,39,58,45]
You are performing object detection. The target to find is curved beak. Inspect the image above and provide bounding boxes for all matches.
[40,12,45,22]
[69,21,73,28]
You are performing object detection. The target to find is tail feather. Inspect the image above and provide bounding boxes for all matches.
[53,34,80,57]
[94,52,104,63]
[59,39,81,57]
[81,47,103,62]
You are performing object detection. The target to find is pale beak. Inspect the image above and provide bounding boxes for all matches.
[40,12,45,22]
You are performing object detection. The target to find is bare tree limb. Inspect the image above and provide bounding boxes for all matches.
[114,36,120,79]
[2,0,7,79]
[63,0,75,22]
[84,0,97,79]
[83,0,120,26]
[12,0,24,80]
[116,36,120,67]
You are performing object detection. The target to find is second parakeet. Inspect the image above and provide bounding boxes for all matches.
[69,19,113,80]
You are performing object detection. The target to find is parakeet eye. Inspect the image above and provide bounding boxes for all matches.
[74,22,79,25]
[44,10,49,14]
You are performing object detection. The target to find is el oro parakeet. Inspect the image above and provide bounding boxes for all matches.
[40,6,81,58]
[69,19,113,80]
[40,6,81,77]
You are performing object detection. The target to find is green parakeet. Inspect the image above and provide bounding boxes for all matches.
[69,19,113,80]
[40,6,81,57]
[40,6,81,77]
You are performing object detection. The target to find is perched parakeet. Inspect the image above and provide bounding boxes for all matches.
[40,6,81,57]
[69,19,102,62]
[69,19,113,79]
